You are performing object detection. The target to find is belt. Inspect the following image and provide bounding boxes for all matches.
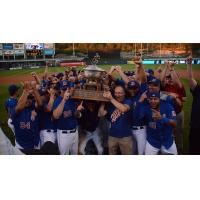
[46,129,56,133]
[61,128,77,134]
[132,126,145,130]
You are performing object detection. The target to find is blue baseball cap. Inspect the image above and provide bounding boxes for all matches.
[148,78,161,86]
[56,72,64,79]
[127,80,140,89]
[60,80,69,90]
[147,91,160,98]
[146,69,154,75]
[8,84,20,94]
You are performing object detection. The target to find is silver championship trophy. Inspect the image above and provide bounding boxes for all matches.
[71,53,109,101]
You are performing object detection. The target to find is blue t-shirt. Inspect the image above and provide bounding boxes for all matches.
[11,107,40,150]
[5,97,18,118]
[137,101,176,149]
[53,96,77,130]
[38,101,57,131]
[107,99,132,138]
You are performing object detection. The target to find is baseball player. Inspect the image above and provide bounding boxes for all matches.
[127,80,147,155]
[52,80,79,155]
[10,81,43,153]
[39,87,57,146]
[5,84,20,134]
[137,91,177,155]
[78,100,103,155]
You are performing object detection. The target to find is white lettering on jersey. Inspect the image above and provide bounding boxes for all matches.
[63,110,72,118]
[20,122,31,129]
[149,122,157,129]
[111,109,122,123]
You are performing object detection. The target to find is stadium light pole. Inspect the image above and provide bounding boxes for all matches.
[135,43,136,55]
[160,43,161,57]
[73,43,75,57]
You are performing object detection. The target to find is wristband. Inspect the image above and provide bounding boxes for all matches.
[161,117,170,124]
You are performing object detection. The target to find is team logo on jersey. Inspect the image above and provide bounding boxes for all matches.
[149,122,157,129]
[20,122,31,129]
[111,109,122,123]
[162,114,166,118]
[63,110,72,118]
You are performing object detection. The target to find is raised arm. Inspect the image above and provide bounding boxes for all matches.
[53,90,70,119]
[98,102,107,117]
[115,65,130,84]
[45,88,56,112]
[103,91,130,113]
[31,72,41,85]
[186,56,197,90]
[15,82,29,114]
[160,60,169,85]
[30,81,43,108]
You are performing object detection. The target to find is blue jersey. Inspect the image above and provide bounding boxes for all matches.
[140,82,148,93]
[106,99,132,138]
[5,97,18,117]
[53,96,77,130]
[38,101,57,131]
[11,107,40,150]
[131,91,146,126]
[138,101,176,149]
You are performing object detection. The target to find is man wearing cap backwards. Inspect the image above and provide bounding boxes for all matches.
[10,81,43,154]
[5,84,20,135]
[127,80,147,155]
[52,80,81,155]
[98,85,133,155]
[137,91,177,155]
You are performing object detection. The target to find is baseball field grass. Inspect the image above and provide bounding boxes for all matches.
[0,64,199,154]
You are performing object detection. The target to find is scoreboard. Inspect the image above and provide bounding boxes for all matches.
[26,49,43,56]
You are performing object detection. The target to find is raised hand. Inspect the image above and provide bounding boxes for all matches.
[115,65,122,72]
[152,109,162,120]
[139,91,147,103]
[77,100,84,111]
[31,72,37,77]
[186,56,192,65]
[103,91,113,101]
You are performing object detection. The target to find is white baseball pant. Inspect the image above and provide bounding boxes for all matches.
[57,129,78,155]
[0,128,24,155]
[79,128,103,155]
[40,130,57,146]
[132,126,147,155]
[145,141,178,155]
[8,118,15,135]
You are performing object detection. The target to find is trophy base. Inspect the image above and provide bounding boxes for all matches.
[71,89,109,102]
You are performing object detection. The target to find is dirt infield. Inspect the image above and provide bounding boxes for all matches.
[1,70,200,85]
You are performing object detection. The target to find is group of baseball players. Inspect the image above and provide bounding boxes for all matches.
[4,54,197,155]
